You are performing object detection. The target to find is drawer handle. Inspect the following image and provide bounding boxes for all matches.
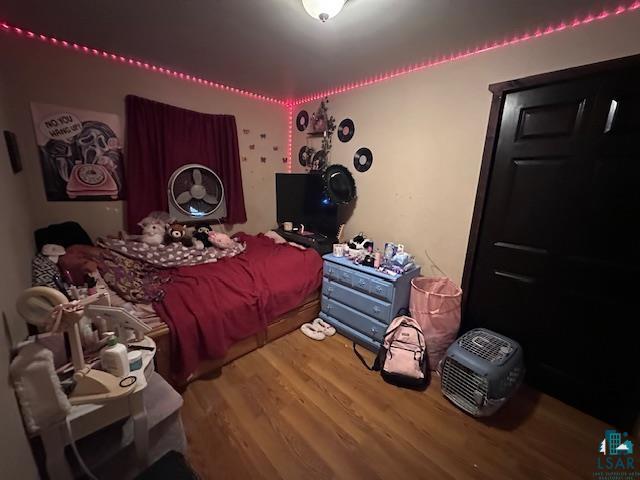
[375,286,383,293]
[328,287,334,293]
[358,279,366,286]
[371,327,377,334]
[373,306,381,314]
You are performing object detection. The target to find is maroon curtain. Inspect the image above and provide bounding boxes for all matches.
[124,95,247,232]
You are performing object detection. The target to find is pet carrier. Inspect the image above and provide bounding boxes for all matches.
[441,328,524,416]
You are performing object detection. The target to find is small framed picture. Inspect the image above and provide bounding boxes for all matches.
[3,130,22,173]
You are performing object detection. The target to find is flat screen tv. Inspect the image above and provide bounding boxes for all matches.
[275,173,340,236]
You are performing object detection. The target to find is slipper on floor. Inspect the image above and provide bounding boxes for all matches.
[300,322,326,341]
[313,318,336,336]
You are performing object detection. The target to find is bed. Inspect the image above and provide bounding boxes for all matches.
[58,232,323,386]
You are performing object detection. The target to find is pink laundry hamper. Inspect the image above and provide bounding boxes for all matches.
[409,277,462,370]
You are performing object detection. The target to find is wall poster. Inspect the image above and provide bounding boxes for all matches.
[30,102,125,201]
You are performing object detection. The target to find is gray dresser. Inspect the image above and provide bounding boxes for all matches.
[320,254,421,351]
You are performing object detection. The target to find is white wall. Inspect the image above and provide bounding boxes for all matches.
[0,73,39,479]
[0,34,289,241]
[293,12,640,284]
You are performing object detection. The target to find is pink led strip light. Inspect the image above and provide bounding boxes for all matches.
[2,1,639,170]
[292,1,640,105]
[0,21,284,106]
[286,105,294,172]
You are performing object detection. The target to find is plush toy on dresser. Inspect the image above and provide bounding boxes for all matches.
[347,233,374,252]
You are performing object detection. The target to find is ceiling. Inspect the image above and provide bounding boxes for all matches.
[0,0,623,100]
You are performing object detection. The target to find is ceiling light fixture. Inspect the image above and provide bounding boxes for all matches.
[302,0,346,22]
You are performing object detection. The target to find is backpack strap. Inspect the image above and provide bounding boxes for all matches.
[353,342,382,371]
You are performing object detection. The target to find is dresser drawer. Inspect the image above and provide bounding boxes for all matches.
[324,262,358,287]
[322,277,331,296]
[324,260,394,303]
[323,279,391,323]
[324,261,345,281]
[319,312,380,351]
[360,274,394,303]
[322,296,386,342]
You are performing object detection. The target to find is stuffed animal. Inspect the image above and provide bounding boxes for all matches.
[139,211,172,229]
[121,211,171,245]
[347,233,374,252]
[140,222,165,246]
[208,231,237,250]
[165,222,193,247]
[192,225,213,249]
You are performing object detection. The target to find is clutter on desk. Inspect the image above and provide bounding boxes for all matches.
[14,286,154,411]
[337,233,417,275]
[128,350,144,371]
[101,336,130,377]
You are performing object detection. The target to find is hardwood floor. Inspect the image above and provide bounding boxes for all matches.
[181,331,611,479]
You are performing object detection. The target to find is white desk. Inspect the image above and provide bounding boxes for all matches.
[39,336,156,480]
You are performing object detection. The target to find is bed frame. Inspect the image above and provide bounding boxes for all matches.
[148,293,320,387]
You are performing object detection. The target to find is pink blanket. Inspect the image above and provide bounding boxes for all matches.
[153,233,323,381]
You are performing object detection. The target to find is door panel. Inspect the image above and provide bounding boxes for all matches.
[465,69,640,429]
[516,100,585,140]
[500,156,568,249]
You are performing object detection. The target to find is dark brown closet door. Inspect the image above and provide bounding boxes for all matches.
[464,68,640,429]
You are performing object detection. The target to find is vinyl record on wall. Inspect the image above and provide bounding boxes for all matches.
[296,110,309,131]
[353,147,373,172]
[337,118,355,143]
[298,146,313,167]
[310,149,328,171]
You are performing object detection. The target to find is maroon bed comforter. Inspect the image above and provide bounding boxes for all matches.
[153,233,323,380]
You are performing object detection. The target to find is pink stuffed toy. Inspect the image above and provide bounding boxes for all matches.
[208,231,237,249]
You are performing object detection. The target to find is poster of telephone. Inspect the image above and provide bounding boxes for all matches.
[30,102,125,201]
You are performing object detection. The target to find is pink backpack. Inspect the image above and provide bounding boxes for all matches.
[354,314,430,390]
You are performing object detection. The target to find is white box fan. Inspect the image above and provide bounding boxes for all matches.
[168,163,226,222]
[441,328,524,417]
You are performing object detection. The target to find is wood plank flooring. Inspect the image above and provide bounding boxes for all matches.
[181,331,611,479]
